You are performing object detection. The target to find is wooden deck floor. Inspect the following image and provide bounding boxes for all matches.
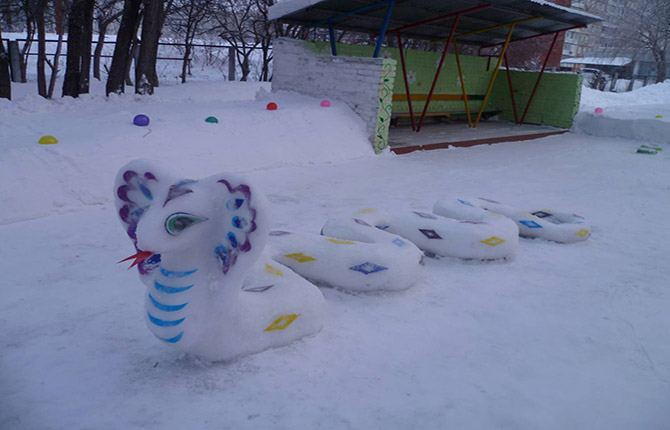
[388,120,568,155]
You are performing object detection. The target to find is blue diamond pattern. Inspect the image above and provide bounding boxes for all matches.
[458,199,474,207]
[532,211,552,218]
[350,262,388,275]
[392,238,405,247]
[519,220,543,228]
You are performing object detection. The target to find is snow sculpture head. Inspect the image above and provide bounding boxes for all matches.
[116,161,268,281]
[114,160,324,362]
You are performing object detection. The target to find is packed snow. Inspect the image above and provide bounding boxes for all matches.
[1,74,669,430]
[573,83,670,143]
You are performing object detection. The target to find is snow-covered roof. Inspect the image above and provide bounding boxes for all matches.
[561,57,633,67]
[268,0,602,46]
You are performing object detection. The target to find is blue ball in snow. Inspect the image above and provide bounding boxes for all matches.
[133,114,150,126]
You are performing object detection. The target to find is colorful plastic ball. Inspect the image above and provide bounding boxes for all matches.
[38,135,58,145]
[320,99,331,107]
[266,102,278,111]
[205,116,219,124]
[133,114,150,126]
[594,107,603,114]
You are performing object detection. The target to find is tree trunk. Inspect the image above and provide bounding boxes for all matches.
[135,0,163,95]
[125,39,139,86]
[655,51,666,83]
[106,0,142,96]
[79,0,94,94]
[47,30,64,98]
[94,10,123,80]
[36,0,48,98]
[0,33,11,100]
[93,24,106,81]
[181,44,191,84]
[63,0,85,98]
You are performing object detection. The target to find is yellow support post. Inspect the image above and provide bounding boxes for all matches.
[472,23,516,128]
[453,40,472,127]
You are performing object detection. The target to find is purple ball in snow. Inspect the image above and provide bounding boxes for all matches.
[133,114,150,126]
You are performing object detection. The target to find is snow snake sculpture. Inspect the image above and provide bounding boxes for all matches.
[115,160,589,362]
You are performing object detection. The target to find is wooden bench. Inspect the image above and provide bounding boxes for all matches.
[390,93,500,126]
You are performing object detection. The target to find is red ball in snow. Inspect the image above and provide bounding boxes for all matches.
[266,102,278,111]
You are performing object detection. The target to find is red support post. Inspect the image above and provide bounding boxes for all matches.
[519,31,560,125]
[503,52,519,124]
[416,14,461,132]
[396,32,416,130]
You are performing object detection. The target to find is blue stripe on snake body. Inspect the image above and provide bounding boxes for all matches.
[159,267,198,278]
[153,281,193,294]
[148,294,188,312]
[153,331,184,343]
[147,312,185,327]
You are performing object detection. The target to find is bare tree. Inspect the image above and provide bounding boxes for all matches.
[135,0,163,94]
[0,28,12,99]
[106,0,141,95]
[584,0,669,84]
[252,0,273,81]
[166,0,213,83]
[63,0,95,97]
[46,0,67,98]
[34,0,48,97]
[17,0,37,82]
[93,1,123,80]
[215,0,259,81]
[626,0,669,83]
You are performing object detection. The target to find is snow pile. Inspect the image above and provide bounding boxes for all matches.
[1,75,670,429]
[572,81,670,143]
[0,80,375,225]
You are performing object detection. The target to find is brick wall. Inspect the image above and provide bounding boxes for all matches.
[272,38,396,153]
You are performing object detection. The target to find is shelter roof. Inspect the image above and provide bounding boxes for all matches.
[268,0,602,47]
[560,57,633,67]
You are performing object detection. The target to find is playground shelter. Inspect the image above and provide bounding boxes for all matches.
[269,0,602,145]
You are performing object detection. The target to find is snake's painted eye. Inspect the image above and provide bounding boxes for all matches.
[165,213,208,236]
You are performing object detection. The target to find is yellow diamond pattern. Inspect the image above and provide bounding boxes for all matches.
[284,252,317,263]
[575,229,590,238]
[325,238,357,245]
[264,314,301,332]
[481,236,505,247]
[359,208,376,214]
[265,263,284,277]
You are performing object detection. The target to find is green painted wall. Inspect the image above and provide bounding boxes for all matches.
[304,40,582,129]
[489,71,583,128]
[305,41,498,114]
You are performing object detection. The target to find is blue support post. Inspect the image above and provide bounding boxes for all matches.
[328,22,337,56]
[373,0,396,58]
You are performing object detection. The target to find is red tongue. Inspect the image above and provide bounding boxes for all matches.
[118,250,154,269]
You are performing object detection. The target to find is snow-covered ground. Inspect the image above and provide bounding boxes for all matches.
[573,84,670,143]
[1,76,669,430]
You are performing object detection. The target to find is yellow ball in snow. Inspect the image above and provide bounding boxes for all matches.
[38,135,59,145]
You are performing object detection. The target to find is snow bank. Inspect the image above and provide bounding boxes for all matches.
[0,80,375,225]
[572,81,670,144]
